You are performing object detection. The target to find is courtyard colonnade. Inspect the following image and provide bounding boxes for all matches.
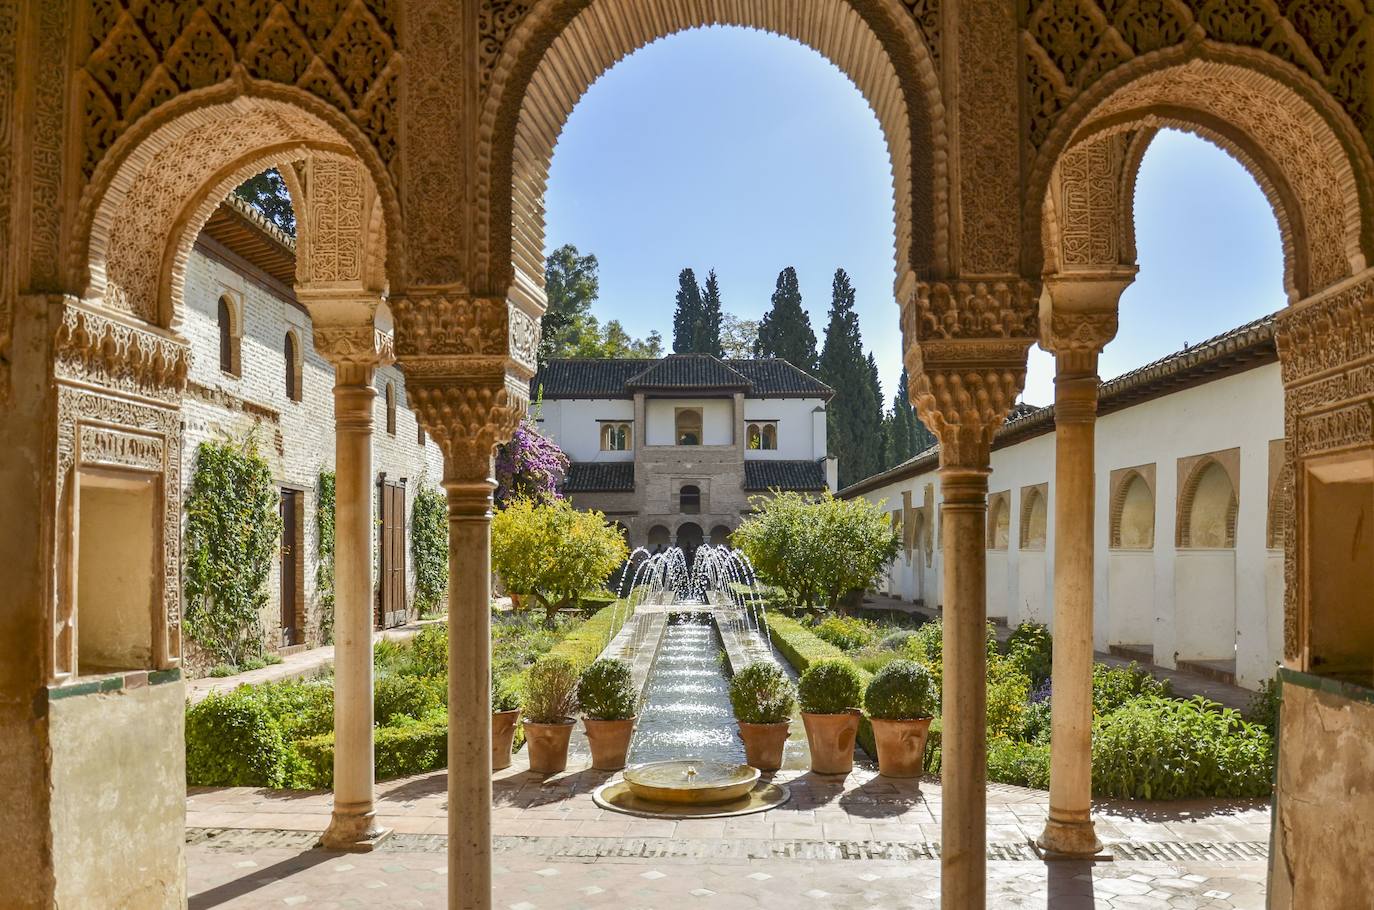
[2,1,1374,909]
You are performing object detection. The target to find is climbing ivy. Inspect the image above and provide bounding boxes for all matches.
[411,485,448,617]
[185,438,282,667]
[316,471,336,643]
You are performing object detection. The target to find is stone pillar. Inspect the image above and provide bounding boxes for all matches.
[314,317,394,852]
[903,279,1037,910]
[1036,278,1127,858]
[392,291,535,910]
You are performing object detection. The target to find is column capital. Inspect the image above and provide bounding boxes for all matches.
[300,290,396,378]
[408,374,527,484]
[1039,272,1135,372]
[901,277,1038,470]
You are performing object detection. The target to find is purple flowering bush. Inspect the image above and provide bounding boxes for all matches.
[494,420,569,508]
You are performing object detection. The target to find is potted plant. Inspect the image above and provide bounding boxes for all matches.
[729,662,796,771]
[864,659,936,778]
[522,656,579,774]
[798,659,865,775]
[491,674,522,772]
[577,658,638,771]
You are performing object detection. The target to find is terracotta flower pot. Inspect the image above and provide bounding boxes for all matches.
[523,719,575,774]
[801,709,862,775]
[583,716,637,771]
[737,721,790,772]
[869,716,933,779]
[492,709,521,771]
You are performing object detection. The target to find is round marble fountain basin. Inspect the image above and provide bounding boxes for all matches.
[622,760,761,805]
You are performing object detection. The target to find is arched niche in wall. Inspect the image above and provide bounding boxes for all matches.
[1020,484,1048,550]
[1177,451,1240,549]
[647,524,671,552]
[1110,465,1156,549]
[988,492,1011,550]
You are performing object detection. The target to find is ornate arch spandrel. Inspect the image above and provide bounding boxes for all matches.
[1024,45,1374,297]
[476,0,946,299]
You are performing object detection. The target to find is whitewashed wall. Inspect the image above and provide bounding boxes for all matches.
[536,398,635,462]
[742,398,828,460]
[853,362,1285,690]
[645,398,734,446]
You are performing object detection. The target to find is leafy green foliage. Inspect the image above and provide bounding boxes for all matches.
[733,491,899,611]
[729,662,797,724]
[1246,675,1281,736]
[523,656,580,723]
[540,245,660,361]
[375,674,443,726]
[819,269,885,487]
[1092,697,1273,799]
[755,266,818,371]
[798,658,865,715]
[492,674,522,712]
[233,169,295,233]
[986,656,1031,739]
[577,658,637,721]
[986,737,1051,789]
[492,498,628,626]
[720,312,759,359]
[411,486,448,616]
[672,267,725,356]
[293,716,448,789]
[1017,698,1053,746]
[812,615,879,651]
[1092,662,1172,715]
[1007,622,1053,688]
[864,659,936,720]
[315,471,336,643]
[185,692,289,787]
[184,438,283,667]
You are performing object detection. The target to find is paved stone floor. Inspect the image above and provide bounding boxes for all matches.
[187,754,1272,908]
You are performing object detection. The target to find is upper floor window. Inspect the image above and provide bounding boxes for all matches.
[418,423,426,447]
[284,330,302,402]
[600,422,631,451]
[676,408,703,446]
[217,295,241,377]
[385,382,397,435]
[680,484,701,514]
[747,421,778,450]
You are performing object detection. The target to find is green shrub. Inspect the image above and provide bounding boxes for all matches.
[292,716,449,789]
[764,614,875,757]
[411,486,449,616]
[373,638,409,674]
[798,659,864,715]
[241,656,267,672]
[577,658,636,720]
[987,737,1050,789]
[812,615,878,651]
[1006,622,1053,688]
[1092,696,1273,799]
[852,647,903,675]
[729,662,796,724]
[864,659,937,720]
[577,590,619,614]
[524,656,580,723]
[186,692,289,787]
[986,656,1031,739]
[244,679,334,741]
[1018,698,1053,746]
[208,664,236,678]
[492,674,522,712]
[1246,676,1281,736]
[375,674,442,726]
[1093,662,1172,715]
[540,602,632,671]
[879,630,921,652]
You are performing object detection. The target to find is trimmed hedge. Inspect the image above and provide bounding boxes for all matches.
[541,601,634,671]
[765,614,878,760]
[186,691,290,787]
[294,714,449,789]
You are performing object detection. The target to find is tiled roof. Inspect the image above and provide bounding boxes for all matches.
[532,355,833,400]
[626,354,752,390]
[838,313,1280,498]
[743,459,829,492]
[563,462,635,493]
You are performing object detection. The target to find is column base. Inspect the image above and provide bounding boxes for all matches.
[320,809,391,852]
[1034,815,1109,861]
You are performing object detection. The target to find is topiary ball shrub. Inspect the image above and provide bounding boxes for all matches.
[374,673,443,726]
[864,659,937,720]
[1092,696,1273,800]
[576,658,636,721]
[812,615,878,651]
[798,659,865,715]
[523,655,580,723]
[185,692,289,787]
[729,662,797,724]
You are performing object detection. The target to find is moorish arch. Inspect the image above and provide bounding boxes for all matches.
[478,0,946,304]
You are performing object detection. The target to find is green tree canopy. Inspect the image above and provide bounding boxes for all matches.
[693,269,726,357]
[672,268,705,354]
[492,499,629,626]
[818,269,884,488]
[720,312,760,359]
[755,267,817,371]
[233,169,295,234]
[883,368,936,468]
[733,491,899,613]
[541,245,600,363]
[566,317,663,358]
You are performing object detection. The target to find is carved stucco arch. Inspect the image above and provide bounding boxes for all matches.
[75,86,401,330]
[1109,468,1155,550]
[1028,52,1374,302]
[479,0,945,303]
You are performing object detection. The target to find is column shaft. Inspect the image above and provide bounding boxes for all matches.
[940,466,990,909]
[448,478,494,909]
[323,365,387,850]
[1039,366,1103,855]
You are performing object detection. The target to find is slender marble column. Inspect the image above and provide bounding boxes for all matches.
[321,360,389,851]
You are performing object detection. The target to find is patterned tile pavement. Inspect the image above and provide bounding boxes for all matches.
[187,754,1272,908]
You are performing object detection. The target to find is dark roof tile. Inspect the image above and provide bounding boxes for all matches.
[626,354,752,390]
[563,462,635,493]
[743,459,828,492]
[533,355,832,399]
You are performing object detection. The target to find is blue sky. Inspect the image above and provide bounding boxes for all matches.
[545,27,1285,407]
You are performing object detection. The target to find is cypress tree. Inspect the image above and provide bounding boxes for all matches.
[864,352,887,480]
[695,270,726,357]
[672,268,704,354]
[818,268,874,488]
[755,267,818,371]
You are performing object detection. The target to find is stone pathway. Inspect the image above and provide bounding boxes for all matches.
[187,749,1272,908]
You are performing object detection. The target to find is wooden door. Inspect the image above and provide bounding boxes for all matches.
[280,489,300,645]
[377,478,408,628]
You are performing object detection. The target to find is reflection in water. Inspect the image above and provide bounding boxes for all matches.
[628,615,744,765]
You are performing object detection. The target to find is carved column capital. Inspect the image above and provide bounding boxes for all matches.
[409,376,527,484]
[902,278,1038,470]
[1039,272,1133,374]
[391,292,539,379]
[301,290,395,383]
